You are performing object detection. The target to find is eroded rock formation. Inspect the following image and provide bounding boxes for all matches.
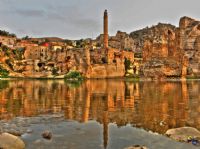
[0,15,200,79]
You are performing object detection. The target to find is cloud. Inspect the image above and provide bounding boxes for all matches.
[1,0,200,39]
[14,9,45,17]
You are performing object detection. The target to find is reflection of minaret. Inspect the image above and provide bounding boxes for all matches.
[103,10,108,49]
[107,94,114,111]
[103,111,108,149]
[82,81,91,122]
[134,83,140,97]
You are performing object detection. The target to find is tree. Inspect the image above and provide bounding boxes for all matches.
[22,36,29,40]
[64,71,83,80]
[0,30,16,37]
[124,58,131,73]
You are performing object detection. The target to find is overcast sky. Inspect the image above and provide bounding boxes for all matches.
[0,0,200,39]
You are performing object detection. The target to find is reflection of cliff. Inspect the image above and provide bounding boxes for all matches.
[187,82,200,127]
[0,80,199,133]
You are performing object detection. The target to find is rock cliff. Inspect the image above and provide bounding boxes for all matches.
[103,17,200,78]
[1,16,200,79]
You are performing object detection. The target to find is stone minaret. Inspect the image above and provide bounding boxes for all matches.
[103,10,108,48]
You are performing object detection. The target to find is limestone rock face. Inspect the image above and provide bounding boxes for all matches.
[142,58,182,78]
[178,16,200,76]
[87,63,125,78]
[0,133,25,149]
[129,23,183,78]
[130,23,177,58]
[109,31,135,51]
[1,16,200,79]
[166,127,200,142]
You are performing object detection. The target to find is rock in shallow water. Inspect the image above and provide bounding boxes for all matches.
[26,128,33,133]
[166,127,200,142]
[0,133,25,149]
[42,130,52,140]
[124,145,149,149]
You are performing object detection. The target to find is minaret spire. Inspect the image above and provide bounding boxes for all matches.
[103,9,108,48]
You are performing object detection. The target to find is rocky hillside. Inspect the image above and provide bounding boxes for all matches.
[130,23,177,54]
[178,16,200,77]
[106,16,200,78]
[0,16,200,79]
[128,17,200,78]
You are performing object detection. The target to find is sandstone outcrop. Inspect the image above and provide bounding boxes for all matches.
[178,16,200,77]
[0,133,25,149]
[166,127,200,142]
[130,23,177,57]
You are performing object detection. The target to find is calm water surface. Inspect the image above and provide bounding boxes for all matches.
[0,79,199,148]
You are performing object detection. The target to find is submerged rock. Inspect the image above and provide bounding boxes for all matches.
[42,130,52,140]
[166,127,200,142]
[0,133,25,149]
[26,128,33,133]
[124,145,149,149]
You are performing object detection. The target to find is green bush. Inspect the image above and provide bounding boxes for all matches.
[13,48,24,60]
[124,58,131,73]
[64,71,83,80]
[0,66,9,77]
[0,30,16,37]
[52,67,59,76]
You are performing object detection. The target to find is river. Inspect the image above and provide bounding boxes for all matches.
[0,79,199,149]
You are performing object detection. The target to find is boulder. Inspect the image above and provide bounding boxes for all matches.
[42,130,52,140]
[0,133,25,149]
[165,127,200,142]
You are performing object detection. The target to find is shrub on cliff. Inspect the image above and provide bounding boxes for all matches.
[52,67,59,76]
[0,30,16,37]
[5,59,13,70]
[64,71,83,80]
[124,58,131,73]
[0,66,9,77]
[13,48,24,60]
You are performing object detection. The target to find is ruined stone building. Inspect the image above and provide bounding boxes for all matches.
[0,36,17,48]
[0,10,133,78]
[84,10,134,78]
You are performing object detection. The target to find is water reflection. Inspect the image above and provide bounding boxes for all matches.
[0,79,199,135]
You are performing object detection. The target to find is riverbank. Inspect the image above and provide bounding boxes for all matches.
[0,114,198,149]
[1,76,200,82]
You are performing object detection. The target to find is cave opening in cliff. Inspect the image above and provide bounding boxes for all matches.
[38,62,45,68]
[197,24,200,30]
[168,30,172,35]
[48,63,55,67]
[167,30,174,57]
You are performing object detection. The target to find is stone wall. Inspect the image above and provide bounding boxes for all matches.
[86,63,125,78]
